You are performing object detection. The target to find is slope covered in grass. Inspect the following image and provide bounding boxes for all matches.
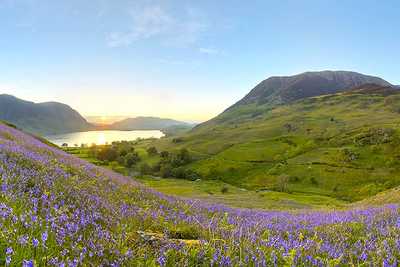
[356,186,400,206]
[148,85,400,202]
[1,123,400,266]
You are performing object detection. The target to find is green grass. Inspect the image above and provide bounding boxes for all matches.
[131,176,346,210]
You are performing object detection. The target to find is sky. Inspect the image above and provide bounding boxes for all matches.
[1,0,399,122]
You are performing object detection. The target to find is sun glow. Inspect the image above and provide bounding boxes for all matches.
[97,133,106,145]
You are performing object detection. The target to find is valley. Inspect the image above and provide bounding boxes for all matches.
[81,80,400,205]
[2,1,400,265]
[0,115,399,266]
[56,76,400,211]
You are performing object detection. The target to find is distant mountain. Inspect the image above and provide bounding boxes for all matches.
[86,116,129,125]
[192,71,393,130]
[110,116,191,131]
[227,70,391,110]
[0,94,92,135]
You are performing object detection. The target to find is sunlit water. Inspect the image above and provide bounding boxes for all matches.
[46,130,164,146]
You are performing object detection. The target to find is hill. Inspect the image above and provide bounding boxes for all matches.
[0,94,92,135]
[0,121,399,266]
[195,71,391,132]
[227,70,390,109]
[110,116,191,131]
[142,81,400,202]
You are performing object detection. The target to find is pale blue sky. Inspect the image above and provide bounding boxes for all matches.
[1,0,399,122]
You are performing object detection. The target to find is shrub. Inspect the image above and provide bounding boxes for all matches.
[96,146,119,162]
[172,167,187,179]
[172,137,184,143]
[160,151,169,158]
[221,185,229,194]
[276,174,290,192]
[160,164,173,178]
[183,170,201,181]
[310,177,319,186]
[124,152,140,167]
[147,146,158,156]
[139,162,152,175]
[171,148,192,167]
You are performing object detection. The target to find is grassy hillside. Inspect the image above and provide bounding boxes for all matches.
[356,186,400,206]
[142,86,400,202]
[1,122,400,266]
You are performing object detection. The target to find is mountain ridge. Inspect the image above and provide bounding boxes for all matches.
[192,71,393,131]
[226,70,391,111]
[0,94,92,135]
[109,116,191,131]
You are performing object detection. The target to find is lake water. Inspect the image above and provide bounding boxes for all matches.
[46,130,164,146]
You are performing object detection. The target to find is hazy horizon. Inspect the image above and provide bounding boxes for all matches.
[1,0,399,121]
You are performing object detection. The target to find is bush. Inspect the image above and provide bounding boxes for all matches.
[124,152,140,167]
[160,164,173,178]
[310,177,319,186]
[183,170,201,181]
[160,151,169,158]
[171,148,192,167]
[147,146,158,156]
[172,138,184,143]
[276,174,290,192]
[96,146,118,162]
[172,167,187,179]
[139,163,152,175]
[221,185,229,194]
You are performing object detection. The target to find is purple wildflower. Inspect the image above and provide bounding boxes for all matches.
[22,260,34,267]
[32,238,39,247]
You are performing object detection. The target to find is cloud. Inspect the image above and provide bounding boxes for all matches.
[106,4,207,47]
[199,47,219,55]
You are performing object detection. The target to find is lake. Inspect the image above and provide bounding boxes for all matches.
[46,130,164,146]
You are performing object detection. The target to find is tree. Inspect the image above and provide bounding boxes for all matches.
[147,146,158,156]
[97,147,118,162]
[160,164,173,178]
[124,152,140,167]
[171,148,192,167]
[221,185,229,194]
[139,163,152,175]
[172,137,184,143]
[277,174,289,192]
[310,177,319,186]
[160,151,169,158]
[89,145,97,157]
